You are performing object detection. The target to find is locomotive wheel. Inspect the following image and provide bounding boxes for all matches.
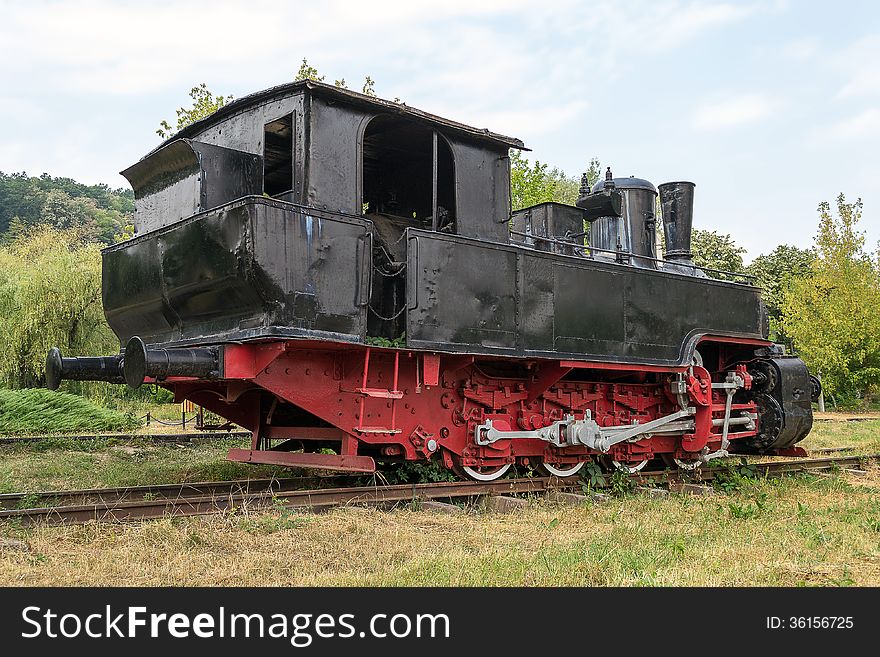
[537,460,585,478]
[599,455,649,474]
[748,393,784,451]
[673,457,702,471]
[460,463,512,481]
[659,453,696,470]
[751,360,778,394]
[615,459,649,473]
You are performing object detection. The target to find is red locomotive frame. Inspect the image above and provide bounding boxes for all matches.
[161,336,768,477]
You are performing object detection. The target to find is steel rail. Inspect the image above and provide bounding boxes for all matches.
[1,454,876,527]
[0,474,358,510]
[0,431,251,445]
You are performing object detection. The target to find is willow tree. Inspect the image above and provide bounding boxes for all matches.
[0,227,118,388]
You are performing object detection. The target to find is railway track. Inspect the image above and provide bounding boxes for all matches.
[1,454,876,527]
[0,431,250,445]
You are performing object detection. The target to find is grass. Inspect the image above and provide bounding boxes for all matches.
[0,388,139,435]
[799,418,880,453]
[0,414,877,586]
[0,437,290,493]
[0,467,878,586]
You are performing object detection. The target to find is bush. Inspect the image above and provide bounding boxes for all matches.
[0,226,119,389]
[0,388,139,435]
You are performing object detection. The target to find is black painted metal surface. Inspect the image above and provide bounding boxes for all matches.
[659,181,696,261]
[510,202,586,253]
[45,349,123,390]
[121,139,262,234]
[768,357,814,448]
[122,337,220,389]
[405,229,765,366]
[590,177,658,269]
[102,197,371,347]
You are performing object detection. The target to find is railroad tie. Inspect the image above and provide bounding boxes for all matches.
[545,490,608,505]
[483,495,530,514]
[668,483,716,496]
[635,486,669,499]
[418,500,464,514]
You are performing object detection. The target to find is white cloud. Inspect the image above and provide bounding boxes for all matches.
[0,1,768,96]
[461,100,591,139]
[782,37,817,60]
[828,108,880,139]
[693,94,778,129]
[834,35,880,99]
[0,0,774,183]
[0,98,48,122]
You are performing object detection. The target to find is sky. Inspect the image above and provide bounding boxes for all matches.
[0,0,877,260]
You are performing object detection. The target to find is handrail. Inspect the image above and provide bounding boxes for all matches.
[508,229,755,282]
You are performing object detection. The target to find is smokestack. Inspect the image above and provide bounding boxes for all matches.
[659,181,695,263]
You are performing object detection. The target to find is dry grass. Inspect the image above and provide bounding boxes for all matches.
[1,467,878,587]
[0,414,878,587]
[0,437,288,493]
[799,418,880,453]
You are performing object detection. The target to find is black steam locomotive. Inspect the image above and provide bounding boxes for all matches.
[46,80,814,479]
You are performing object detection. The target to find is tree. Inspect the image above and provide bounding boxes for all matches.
[746,244,813,346]
[0,227,119,389]
[295,58,376,96]
[0,171,133,244]
[690,229,746,278]
[510,151,596,211]
[0,172,134,238]
[781,194,880,404]
[157,83,233,139]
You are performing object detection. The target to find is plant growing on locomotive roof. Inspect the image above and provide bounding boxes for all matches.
[157,83,233,139]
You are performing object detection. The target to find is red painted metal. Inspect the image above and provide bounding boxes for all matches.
[227,448,376,472]
[770,446,809,458]
[160,340,763,472]
[422,353,441,387]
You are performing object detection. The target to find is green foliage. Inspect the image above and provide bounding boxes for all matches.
[378,459,457,484]
[0,226,119,388]
[689,229,747,278]
[509,150,592,211]
[581,461,606,489]
[0,388,138,434]
[725,492,769,519]
[295,58,377,97]
[781,194,880,403]
[365,333,406,348]
[157,83,233,140]
[608,469,633,495]
[296,58,324,82]
[746,244,813,345]
[712,459,759,494]
[0,171,133,244]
